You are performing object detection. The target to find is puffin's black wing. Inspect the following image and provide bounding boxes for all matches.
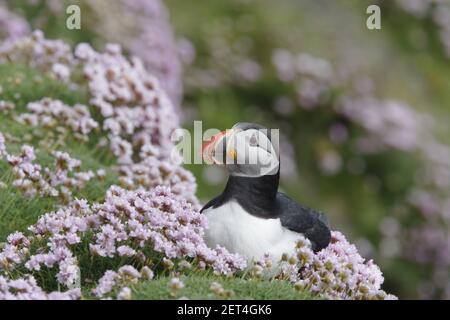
[276,192,331,252]
[200,195,225,213]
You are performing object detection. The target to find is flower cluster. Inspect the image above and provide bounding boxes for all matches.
[118,154,199,205]
[338,97,424,153]
[263,232,396,300]
[0,186,246,299]
[0,275,80,300]
[92,265,153,299]
[10,0,184,108]
[72,39,198,204]
[273,51,334,109]
[0,30,73,74]
[0,31,198,206]
[168,277,185,296]
[0,33,206,300]
[74,41,178,157]
[0,134,94,201]
[272,49,430,156]
[0,100,15,113]
[0,132,6,158]
[0,3,30,40]
[209,281,234,298]
[16,98,99,140]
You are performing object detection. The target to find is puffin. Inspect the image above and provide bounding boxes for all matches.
[201,122,331,261]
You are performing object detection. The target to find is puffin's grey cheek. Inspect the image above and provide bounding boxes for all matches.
[259,160,279,176]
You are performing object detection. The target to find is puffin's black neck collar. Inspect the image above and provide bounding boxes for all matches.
[222,170,280,219]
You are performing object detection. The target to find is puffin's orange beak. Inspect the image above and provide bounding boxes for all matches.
[201,130,228,163]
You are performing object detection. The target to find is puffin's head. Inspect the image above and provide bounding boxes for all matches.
[202,122,279,177]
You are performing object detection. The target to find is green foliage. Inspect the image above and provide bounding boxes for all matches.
[0,64,88,109]
[132,275,317,300]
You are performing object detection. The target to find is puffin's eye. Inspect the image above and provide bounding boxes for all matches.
[249,134,258,147]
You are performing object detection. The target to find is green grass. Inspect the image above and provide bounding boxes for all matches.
[0,64,89,110]
[132,275,317,300]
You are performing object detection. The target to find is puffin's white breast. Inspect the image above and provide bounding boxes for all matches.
[203,200,301,261]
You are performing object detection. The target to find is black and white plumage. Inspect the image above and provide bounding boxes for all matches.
[201,122,331,260]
